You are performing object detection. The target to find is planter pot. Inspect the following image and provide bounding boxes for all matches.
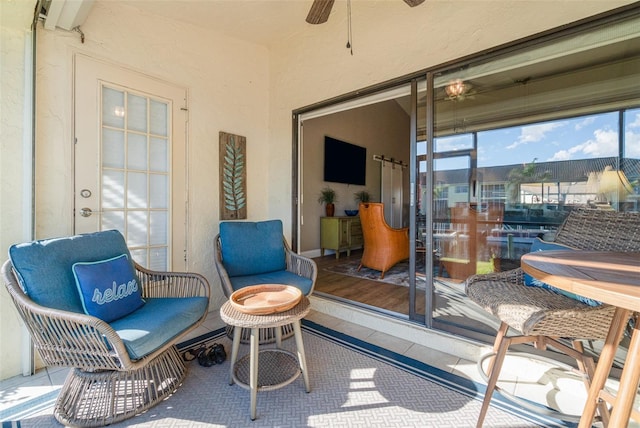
[325,203,335,217]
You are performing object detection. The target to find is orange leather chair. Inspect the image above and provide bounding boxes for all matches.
[358,202,409,278]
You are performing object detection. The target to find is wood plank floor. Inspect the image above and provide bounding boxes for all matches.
[313,249,426,316]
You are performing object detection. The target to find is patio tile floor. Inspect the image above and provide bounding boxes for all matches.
[1,308,637,427]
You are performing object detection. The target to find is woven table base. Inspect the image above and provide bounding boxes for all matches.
[225,323,295,344]
[54,346,186,427]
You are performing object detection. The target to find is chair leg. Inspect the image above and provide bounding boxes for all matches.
[542,336,609,426]
[572,340,610,426]
[486,322,509,377]
[477,332,511,428]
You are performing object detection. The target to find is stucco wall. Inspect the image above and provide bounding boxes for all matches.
[0,0,36,380]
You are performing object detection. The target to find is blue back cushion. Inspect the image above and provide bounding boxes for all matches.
[72,254,145,322]
[8,230,133,313]
[524,238,601,306]
[219,220,286,277]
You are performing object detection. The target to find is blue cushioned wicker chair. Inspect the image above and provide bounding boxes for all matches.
[214,219,317,343]
[2,230,210,427]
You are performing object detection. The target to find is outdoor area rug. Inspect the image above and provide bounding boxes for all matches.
[2,321,572,428]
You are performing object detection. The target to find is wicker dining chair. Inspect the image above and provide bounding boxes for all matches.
[214,219,317,344]
[466,207,640,427]
[358,202,409,279]
[3,230,210,427]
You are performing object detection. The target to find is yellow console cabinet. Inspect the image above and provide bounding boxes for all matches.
[320,216,363,259]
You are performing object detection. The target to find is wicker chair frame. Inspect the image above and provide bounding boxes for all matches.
[2,260,210,427]
[214,234,317,344]
[466,207,640,427]
[357,202,410,279]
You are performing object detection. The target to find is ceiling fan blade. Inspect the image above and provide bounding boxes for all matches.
[403,0,425,6]
[306,0,335,25]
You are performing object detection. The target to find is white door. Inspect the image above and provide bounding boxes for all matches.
[381,161,403,228]
[74,54,187,270]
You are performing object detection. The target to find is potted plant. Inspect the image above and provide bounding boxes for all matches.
[318,187,337,217]
[354,190,371,204]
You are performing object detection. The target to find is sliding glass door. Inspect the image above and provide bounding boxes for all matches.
[295,7,640,343]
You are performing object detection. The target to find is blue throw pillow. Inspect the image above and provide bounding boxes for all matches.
[72,254,145,322]
[524,238,601,306]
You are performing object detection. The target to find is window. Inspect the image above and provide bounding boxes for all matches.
[455,185,468,194]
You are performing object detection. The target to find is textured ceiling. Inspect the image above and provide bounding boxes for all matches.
[111,0,424,48]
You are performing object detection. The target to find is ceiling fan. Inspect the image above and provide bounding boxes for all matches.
[306,0,426,25]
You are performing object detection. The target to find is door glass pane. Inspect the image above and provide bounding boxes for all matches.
[435,134,473,153]
[102,170,125,209]
[150,137,168,172]
[127,211,148,247]
[127,172,148,209]
[102,129,125,169]
[101,211,125,232]
[102,87,125,128]
[623,108,640,211]
[149,174,168,208]
[130,248,147,266]
[127,133,147,171]
[149,247,167,271]
[433,155,476,280]
[150,100,168,136]
[127,94,147,133]
[429,17,640,350]
[150,211,168,245]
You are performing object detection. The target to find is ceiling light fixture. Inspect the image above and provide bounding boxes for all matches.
[445,79,467,99]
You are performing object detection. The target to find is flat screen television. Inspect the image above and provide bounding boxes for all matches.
[323,136,367,185]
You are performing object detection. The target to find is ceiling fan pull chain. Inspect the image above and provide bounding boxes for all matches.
[346,0,353,55]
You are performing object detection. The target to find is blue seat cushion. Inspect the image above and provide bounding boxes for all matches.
[229,270,314,296]
[219,220,286,277]
[523,238,601,306]
[110,297,209,360]
[8,230,133,314]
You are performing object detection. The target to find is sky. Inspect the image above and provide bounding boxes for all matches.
[431,108,640,169]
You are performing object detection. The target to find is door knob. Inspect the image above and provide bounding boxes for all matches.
[79,207,98,217]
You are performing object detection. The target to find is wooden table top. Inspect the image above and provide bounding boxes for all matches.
[521,251,640,312]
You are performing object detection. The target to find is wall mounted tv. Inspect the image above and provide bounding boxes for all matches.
[324,136,367,185]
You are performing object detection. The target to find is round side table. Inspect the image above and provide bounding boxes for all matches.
[220,296,311,420]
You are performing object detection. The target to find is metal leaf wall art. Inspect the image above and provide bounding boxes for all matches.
[219,132,247,219]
